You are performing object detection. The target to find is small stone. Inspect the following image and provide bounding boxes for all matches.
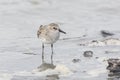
[83,51,93,57]
[95,57,99,59]
[83,35,87,37]
[82,71,86,73]
[92,40,98,42]
[72,59,80,63]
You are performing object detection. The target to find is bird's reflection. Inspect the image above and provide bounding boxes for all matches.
[37,53,60,80]
[37,62,56,72]
[38,52,56,72]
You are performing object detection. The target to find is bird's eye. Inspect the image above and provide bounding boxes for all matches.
[53,27,57,30]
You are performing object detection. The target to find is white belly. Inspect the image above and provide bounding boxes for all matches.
[40,31,60,44]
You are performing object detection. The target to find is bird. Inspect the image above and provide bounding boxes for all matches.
[37,23,66,63]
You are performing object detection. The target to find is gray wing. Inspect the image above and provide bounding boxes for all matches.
[37,25,43,38]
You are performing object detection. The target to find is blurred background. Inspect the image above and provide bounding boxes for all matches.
[0,0,120,80]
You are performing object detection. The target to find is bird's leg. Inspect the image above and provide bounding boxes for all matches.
[42,43,45,63]
[51,44,54,64]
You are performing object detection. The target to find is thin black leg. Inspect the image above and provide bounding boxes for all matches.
[42,43,44,63]
[51,44,54,64]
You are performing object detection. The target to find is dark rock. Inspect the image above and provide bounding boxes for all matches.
[101,30,114,37]
[108,72,120,78]
[107,58,120,73]
[72,59,80,63]
[83,51,93,57]
[92,40,98,43]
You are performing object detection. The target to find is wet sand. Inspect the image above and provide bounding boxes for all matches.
[0,0,120,80]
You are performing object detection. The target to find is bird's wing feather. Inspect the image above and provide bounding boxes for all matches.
[37,25,44,38]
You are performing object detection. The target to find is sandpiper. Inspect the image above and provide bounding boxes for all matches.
[37,23,66,62]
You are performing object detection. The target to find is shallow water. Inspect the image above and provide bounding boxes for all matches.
[0,0,120,80]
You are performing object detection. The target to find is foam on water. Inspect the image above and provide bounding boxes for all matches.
[0,64,72,80]
[32,64,72,76]
[82,38,120,46]
[0,0,120,80]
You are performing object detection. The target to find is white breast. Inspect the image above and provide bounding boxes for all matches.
[40,31,60,44]
[48,30,60,44]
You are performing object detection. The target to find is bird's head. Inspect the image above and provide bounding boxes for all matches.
[48,23,66,34]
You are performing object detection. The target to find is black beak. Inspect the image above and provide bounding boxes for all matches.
[59,29,66,34]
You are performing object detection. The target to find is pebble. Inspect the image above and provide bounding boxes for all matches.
[83,51,93,57]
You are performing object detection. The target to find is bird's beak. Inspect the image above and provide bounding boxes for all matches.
[59,29,66,34]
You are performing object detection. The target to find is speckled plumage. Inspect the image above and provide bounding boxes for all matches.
[37,23,66,63]
[37,23,65,44]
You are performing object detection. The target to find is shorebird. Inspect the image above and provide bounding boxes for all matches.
[37,23,66,63]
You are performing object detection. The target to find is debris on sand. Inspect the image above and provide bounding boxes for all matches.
[83,51,93,57]
[101,30,114,37]
[107,58,120,77]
